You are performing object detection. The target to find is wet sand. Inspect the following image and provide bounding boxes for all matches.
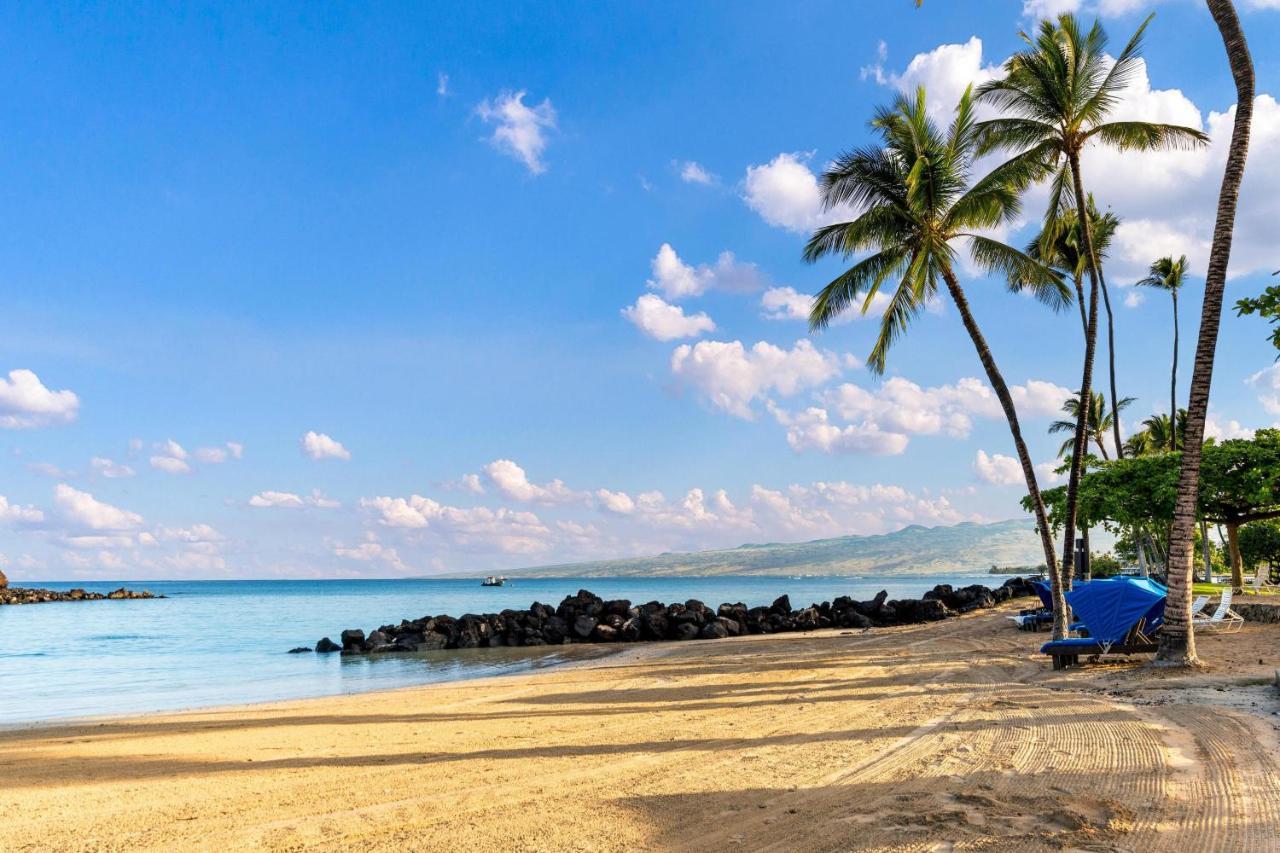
[2,603,1278,851]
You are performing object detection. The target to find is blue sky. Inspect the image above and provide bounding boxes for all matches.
[3,0,1280,579]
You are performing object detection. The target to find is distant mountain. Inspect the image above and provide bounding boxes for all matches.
[509,518,1051,578]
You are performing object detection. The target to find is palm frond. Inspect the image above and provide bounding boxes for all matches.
[808,247,909,331]
[964,234,1072,310]
[1085,121,1209,151]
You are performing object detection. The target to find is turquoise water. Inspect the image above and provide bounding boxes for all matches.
[0,574,1010,725]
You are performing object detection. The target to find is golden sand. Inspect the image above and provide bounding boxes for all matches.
[2,604,1278,851]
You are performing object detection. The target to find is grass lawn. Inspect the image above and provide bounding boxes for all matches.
[1192,581,1280,597]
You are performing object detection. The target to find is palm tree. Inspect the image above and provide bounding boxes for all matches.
[804,87,1072,635]
[1029,198,1127,459]
[1123,410,1188,457]
[975,13,1208,590]
[1049,392,1131,459]
[1137,255,1189,449]
[1157,1,1256,668]
[1028,198,1118,336]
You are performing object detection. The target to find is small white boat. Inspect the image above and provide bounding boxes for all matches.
[481,576,506,587]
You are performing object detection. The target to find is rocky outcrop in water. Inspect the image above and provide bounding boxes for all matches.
[0,586,159,605]
[303,577,1036,654]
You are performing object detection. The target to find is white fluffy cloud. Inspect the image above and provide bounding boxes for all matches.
[1204,414,1256,442]
[482,459,584,505]
[91,457,136,479]
[645,243,768,300]
[53,484,143,530]
[761,285,891,323]
[679,161,715,185]
[0,369,80,429]
[670,339,847,418]
[249,490,340,509]
[194,442,243,464]
[302,431,351,461]
[825,376,1070,439]
[742,152,858,233]
[595,488,636,515]
[622,293,716,341]
[361,494,552,554]
[0,495,44,525]
[770,405,911,456]
[764,375,1070,457]
[973,450,1024,486]
[476,90,556,175]
[1249,363,1280,415]
[333,534,406,571]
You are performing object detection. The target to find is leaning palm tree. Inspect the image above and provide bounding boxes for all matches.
[975,12,1208,589]
[1137,255,1189,450]
[1157,0,1253,667]
[804,86,1072,635]
[1049,392,1131,459]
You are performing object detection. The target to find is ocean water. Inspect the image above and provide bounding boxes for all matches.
[0,574,1012,726]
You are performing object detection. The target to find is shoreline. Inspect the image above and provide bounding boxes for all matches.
[3,604,1278,850]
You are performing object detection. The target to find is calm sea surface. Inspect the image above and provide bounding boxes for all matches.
[0,574,1012,725]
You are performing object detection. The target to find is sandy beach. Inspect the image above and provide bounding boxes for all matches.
[2,603,1278,852]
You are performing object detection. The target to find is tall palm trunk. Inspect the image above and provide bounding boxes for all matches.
[941,268,1066,631]
[1170,290,1180,450]
[1199,517,1213,583]
[1100,279,1124,459]
[1073,274,1088,338]
[1156,0,1253,666]
[1060,150,1102,617]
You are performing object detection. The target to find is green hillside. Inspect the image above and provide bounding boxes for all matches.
[509,518,1054,578]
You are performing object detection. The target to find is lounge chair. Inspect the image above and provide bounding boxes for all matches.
[1193,589,1244,634]
[1041,619,1159,670]
[1248,571,1278,593]
[1191,594,1209,616]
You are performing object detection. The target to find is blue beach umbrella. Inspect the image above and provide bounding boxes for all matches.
[1064,577,1167,645]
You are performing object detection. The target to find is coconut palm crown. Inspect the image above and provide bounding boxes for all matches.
[1049,391,1132,460]
[974,13,1208,234]
[804,86,1069,371]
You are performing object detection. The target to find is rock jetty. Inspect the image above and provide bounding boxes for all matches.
[304,577,1037,655]
[0,585,159,605]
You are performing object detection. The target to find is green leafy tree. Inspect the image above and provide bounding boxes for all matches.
[1137,255,1190,449]
[1234,283,1280,356]
[975,12,1208,595]
[803,87,1071,633]
[1158,0,1256,667]
[1238,520,1280,582]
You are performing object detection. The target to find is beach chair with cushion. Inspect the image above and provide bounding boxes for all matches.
[1193,589,1244,634]
[1039,577,1166,669]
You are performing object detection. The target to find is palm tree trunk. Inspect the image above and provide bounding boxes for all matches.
[1100,278,1125,459]
[1060,150,1102,616]
[1226,520,1245,591]
[940,268,1065,633]
[1073,274,1088,338]
[1136,529,1149,578]
[1156,0,1254,666]
[1199,517,1213,583]
[1171,290,1180,451]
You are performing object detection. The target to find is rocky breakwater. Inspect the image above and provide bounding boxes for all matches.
[298,577,1037,655]
[0,584,159,605]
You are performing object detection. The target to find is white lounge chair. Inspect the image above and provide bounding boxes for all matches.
[1191,594,1210,616]
[1193,588,1245,634]
[1248,571,1277,593]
